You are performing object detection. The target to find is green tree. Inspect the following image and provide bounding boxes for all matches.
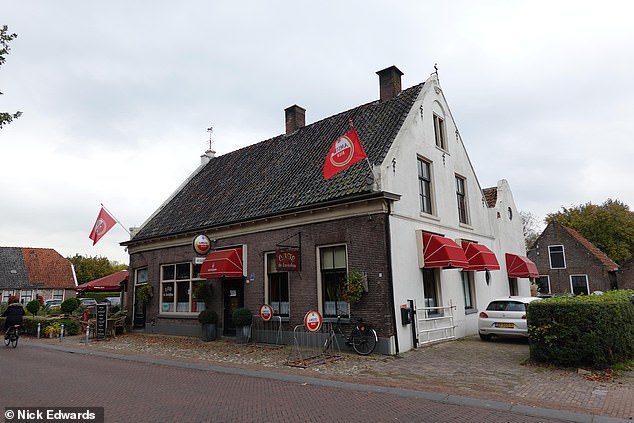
[520,210,540,250]
[545,199,634,265]
[0,25,21,129]
[26,299,41,316]
[68,254,128,285]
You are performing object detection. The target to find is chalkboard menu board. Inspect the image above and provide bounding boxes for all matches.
[95,303,108,340]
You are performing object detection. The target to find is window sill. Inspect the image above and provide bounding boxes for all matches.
[459,222,474,230]
[419,212,440,221]
[465,308,478,316]
[158,313,198,319]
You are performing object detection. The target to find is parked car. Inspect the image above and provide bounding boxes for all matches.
[478,296,541,341]
[44,299,62,308]
[79,298,97,308]
[102,297,121,307]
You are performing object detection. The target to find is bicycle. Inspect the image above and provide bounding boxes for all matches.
[4,324,20,348]
[323,316,377,355]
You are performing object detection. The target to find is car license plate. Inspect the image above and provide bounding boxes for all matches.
[495,322,514,328]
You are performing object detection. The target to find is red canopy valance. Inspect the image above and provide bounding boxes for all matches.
[76,270,128,292]
[505,253,539,278]
[200,247,244,279]
[461,242,500,271]
[422,233,468,268]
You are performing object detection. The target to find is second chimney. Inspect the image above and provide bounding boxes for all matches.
[285,104,306,135]
[376,65,404,102]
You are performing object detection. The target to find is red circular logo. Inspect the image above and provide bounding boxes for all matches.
[192,234,211,255]
[303,310,322,332]
[328,135,356,168]
[260,304,273,322]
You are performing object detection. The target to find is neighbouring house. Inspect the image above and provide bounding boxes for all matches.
[527,221,619,295]
[122,66,531,354]
[0,247,78,303]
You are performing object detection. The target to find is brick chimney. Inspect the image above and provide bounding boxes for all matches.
[285,104,305,135]
[376,65,404,102]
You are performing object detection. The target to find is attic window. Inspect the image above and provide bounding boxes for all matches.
[10,270,17,274]
[507,207,513,220]
[433,114,446,150]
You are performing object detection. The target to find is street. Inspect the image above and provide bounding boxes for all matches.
[0,341,604,423]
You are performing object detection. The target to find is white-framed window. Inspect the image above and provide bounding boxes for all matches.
[417,157,434,215]
[461,271,476,313]
[319,245,349,318]
[456,175,468,224]
[20,290,33,304]
[2,290,15,303]
[160,263,205,314]
[549,245,566,269]
[52,289,64,300]
[433,113,446,150]
[570,274,589,296]
[135,268,148,285]
[265,252,289,318]
[536,275,551,295]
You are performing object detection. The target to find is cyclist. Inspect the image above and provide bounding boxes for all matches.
[2,296,25,338]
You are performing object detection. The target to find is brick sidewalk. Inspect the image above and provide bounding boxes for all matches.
[31,333,634,420]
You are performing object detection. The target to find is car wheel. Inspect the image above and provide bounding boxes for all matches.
[479,333,492,341]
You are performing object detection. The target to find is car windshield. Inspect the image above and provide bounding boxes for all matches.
[486,301,526,312]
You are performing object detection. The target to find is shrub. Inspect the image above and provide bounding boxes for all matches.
[26,299,41,316]
[198,309,218,325]
[232,307,252,327]
[60,298,80,315]
[528,290,634,369]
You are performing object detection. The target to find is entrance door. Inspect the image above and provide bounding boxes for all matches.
[222,278,244,336]
[133,285,146,329]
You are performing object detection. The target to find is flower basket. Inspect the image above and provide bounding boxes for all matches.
[339,271,366,304]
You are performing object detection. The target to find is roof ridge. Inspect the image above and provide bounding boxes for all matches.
[560,224,618,270]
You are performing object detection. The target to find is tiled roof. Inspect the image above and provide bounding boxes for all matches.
[131,83,424,242]
[561,225,619,271]
[482,187,497,208]
[0,247,76,290]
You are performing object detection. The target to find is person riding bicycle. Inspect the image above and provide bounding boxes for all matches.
[2,296,25,338]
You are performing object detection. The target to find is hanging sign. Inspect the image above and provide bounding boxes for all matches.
[192,234,211,255]
[303,310,322,332]
[275,248,301,271]
[260,304,273,322]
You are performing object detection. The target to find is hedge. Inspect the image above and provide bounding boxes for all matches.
[528,290,634,369]
[1,317,81,337]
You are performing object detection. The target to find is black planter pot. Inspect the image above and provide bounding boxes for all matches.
[201,323,217,342]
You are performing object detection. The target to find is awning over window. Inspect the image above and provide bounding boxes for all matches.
[422,233,468,268]
[505,253,539,278]
[200,247,244,279]
[461,242,500,271]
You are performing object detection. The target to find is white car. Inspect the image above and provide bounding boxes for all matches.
[478,296,541,341]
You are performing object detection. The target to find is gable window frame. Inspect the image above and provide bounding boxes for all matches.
[417,157,434,215]
[433,113,446,150]
[548,245,566,269]
[265,252,290,319]
[456,174,469,224]
[570,274,589,296]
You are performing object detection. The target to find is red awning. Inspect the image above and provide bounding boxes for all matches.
[505,253,539,278]
[76,270,128,292]
[200,247,244,279]
[422,233,468,268]
[461,242,500,271]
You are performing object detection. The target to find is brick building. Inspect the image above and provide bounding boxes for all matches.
[0,247,77,303]
[527,221,619,295]
[122,66,530,354]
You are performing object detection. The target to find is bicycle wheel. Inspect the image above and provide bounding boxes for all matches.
[10,332,18,348]
[4,332,10,347]
[351,327,377,355]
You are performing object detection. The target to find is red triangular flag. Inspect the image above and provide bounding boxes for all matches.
[89,207,117,245]
[323,128,367,180]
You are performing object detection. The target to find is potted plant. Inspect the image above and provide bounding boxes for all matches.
[198,308,218,342]
[232,307,252,343]
[136,284,153,307]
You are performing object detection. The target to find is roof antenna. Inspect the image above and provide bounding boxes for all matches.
[207,126,214,151]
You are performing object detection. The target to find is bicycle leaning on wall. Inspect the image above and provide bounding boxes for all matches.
[323,316,378,355]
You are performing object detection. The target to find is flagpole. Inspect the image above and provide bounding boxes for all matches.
[100,203,131,235]
[348,119,375,183]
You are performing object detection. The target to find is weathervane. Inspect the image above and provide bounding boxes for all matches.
[207,126,214,150]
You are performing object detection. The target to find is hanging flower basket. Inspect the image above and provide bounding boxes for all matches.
[339,271,366,304]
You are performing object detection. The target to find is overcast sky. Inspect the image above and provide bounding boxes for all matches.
[2,1,633,265]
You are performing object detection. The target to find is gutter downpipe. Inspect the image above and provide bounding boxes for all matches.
[385,200,399,355]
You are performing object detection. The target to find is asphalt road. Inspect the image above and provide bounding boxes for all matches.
[0,341,622,423]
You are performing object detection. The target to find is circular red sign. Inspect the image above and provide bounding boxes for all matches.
[303,310,323,333]
[260,304,273,322]
[192,234,211,255]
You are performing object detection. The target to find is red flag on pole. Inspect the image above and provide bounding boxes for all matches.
[89,206,117,245]
[323,127,367,180]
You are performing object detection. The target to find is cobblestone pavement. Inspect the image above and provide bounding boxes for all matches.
[35,333,634,420]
